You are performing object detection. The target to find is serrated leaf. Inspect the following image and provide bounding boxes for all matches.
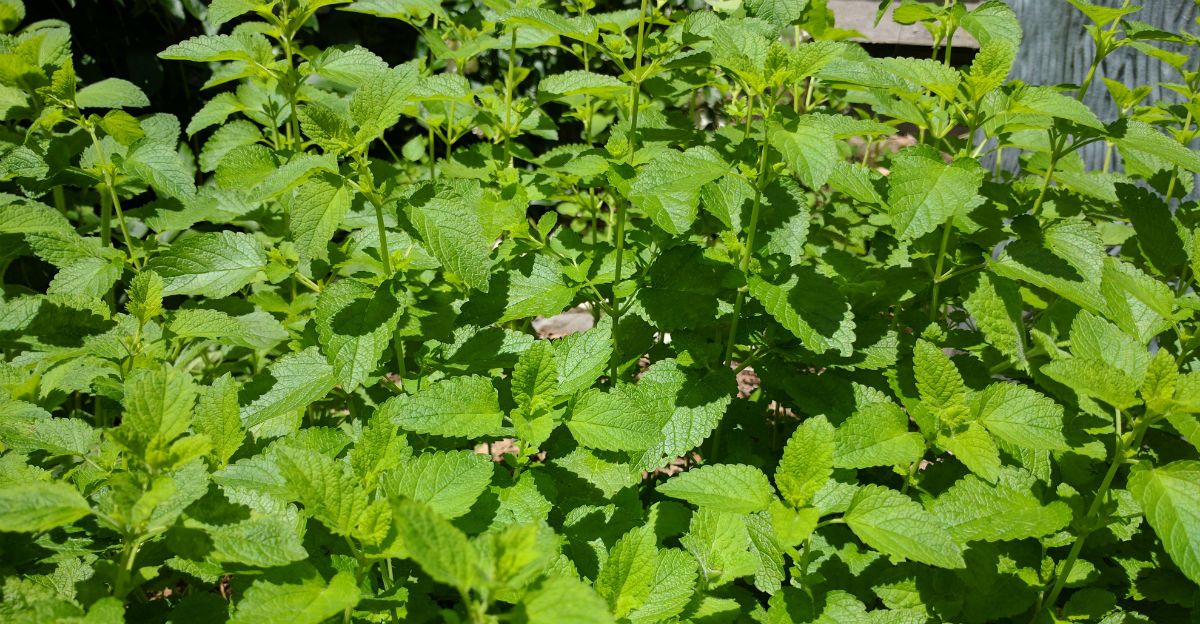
[0,482,91,532]
[148,231,266,298]
[405,180,493,292]
[239,347,338,430]
[568,388,662,452]
[834,402,925,469]
[75,78,149,109]
[595,525,657,618]
[659,464,773,514]
[393,500,478,592]
[749,266,856,356]
[383,450,492,519]
[378,375,504,438]
[628,147,728,235]
[229,568,360,624]
[776,416,834,508]
[933,472,1071,542]
[770,117,837,190]
[844,484,965,569]
[974,382,1068,451]
[315,277,406,391]
[1128,461,1200,585]
[887,145,984,240]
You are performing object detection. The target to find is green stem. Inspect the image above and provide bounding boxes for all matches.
[723,109,773,366]
[361,160,406,394]
[503,27,517,167]
[112,537,142,599]
[1032,416,1148,622]
[928,222,954,323]
[1164,108,1194,203]
[1031,145,1060,216]
[85,125,140,271]
[609,0,650,384]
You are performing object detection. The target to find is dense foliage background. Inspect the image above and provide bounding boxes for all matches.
[2,0,1200,623]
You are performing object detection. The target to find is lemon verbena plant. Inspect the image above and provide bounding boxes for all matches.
[1,0,1200,622]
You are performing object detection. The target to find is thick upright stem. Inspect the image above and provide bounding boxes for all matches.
[503,28,517,167]
[362,160,406,393]
[1032,416,1149,621]
[723,111,773,366]
[928,222,954,323]
[609,0,650,384]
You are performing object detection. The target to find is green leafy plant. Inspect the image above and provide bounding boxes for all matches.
[2,0,1200,622]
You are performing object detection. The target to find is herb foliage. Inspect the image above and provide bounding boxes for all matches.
[1,0,1200,622]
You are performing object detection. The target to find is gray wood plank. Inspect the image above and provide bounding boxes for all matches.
[829,0,981,48]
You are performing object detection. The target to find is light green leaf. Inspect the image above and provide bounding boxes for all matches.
[148,231,266,298]
[229,568,360,624]
[595,525,658,618]
[539,70,626,100]
[776,416,834,508]
[75,78,149,109]
[276,446,369,536]
[383,450,493,520]
[844,484,965,569]
[973,382,1068,451]
[239,347,338,430]
[405,179,493,292]
[351,63,419,140]
[628,147,729,235]
[0,482,91,532]
[393,500,479,592]
[378,375,504,438]
[520,576,616,624]
[834,402,925,469]
[770,117,837,190]
[567,388,662,452]
[887,145,984,240]
[748,266,856,356]
[1128,461,1200,585]
[289,173,352,269]
[554,317,612,395]
[659,464,773,514]
[315,277,406,391]
[125,140,197,200]
[933,471,1071,542]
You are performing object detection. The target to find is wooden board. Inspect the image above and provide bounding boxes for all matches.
[829,0,981,48]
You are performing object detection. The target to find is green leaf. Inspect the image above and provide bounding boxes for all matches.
[194,374,245,467]
[378,375,504,438]
[748,266,856,356]
[0,482,91,532]
[628,147,729,235]
[519,576,616,624]
[746,0,807,27]
[567,388,662,452]
[964,273,1026,369]
[844,484,965,569]
[351,63,419,141]
[315,277,406,391]
[834,402,925,469]
[113,365,197,458]
[658,464,773,514]
[973,382,1068,451]
[770,117,837,190]
[393,500,479,592]
[914,339,969,425]
[239,347,338,430]
[494,254,577,324]
[288,173,352,269]
[229,568,360,624]
[276,446,369,536]
[209,515,309,568]
[539,70,626,100]
[125,140,197,201]
[554,317,612,395]
[383,450,493,519]
[941,423,1001,483]
[1041,357,1140,410]
[630,361,735,470]
[933,471,1071,542]
[776,416,834,508]
[405,180,493,292]
[147,231,266,298]
[595,525,658,618]
[75,78,149,109]
[887,145,984,240]
[1128,461,1200,585]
